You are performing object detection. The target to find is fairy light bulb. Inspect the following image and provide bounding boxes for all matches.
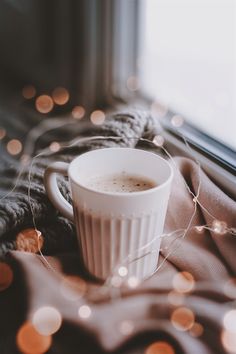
[49,141,60,152]
[127,276,139,288]
[195,226,204,234]
[118,266,128,277]
[72,106,85,119]
[32,306,62,335]
[36,95,54,114]
[221,330,236,353]
[171,307,195,331]
[212,220,227,235]
[90,110,105,125]
[78,305,91,319]
[171,115,184,127]
[145,341,175,354]
[172,271,195,293]
[223,310,236,333]
[7,139,22,155]
[16,228,43,253]
[189,322,204,337]
[22,85,36,99]
[17,322,52,354]
[150,101,168,119]
[153,135,165,147]
[52,87,69,105]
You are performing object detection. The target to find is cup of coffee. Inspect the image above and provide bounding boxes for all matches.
[44,148,173,281]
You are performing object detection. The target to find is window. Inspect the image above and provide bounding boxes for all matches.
[140,0,236,151]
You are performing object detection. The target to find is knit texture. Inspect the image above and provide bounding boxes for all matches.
[0,108,160,256]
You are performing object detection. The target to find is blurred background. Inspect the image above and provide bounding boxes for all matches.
[0,0,235,156]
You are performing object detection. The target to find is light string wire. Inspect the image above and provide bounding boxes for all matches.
[1,127,236,300]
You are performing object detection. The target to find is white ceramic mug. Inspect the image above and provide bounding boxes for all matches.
[44,148,173,280]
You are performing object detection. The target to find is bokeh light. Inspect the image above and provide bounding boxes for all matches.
[78,305,91,319]
[52,87,69,105]
[189,322,204,337]
[221,330,236,353]
[223,310,236,333]
[171,115,184,128]
[49,141,60,152]
[22,85,36,99]
[171,307,195,331]
[17,322,52,354]
[126,76,139,91]
[145,341,175,354]
[90,110,105,125]
[167,291,184,306]
[127,276,140,288]
[36,95,54,114]
[212,220,227,235]
[0,128,6,140]
[118,266,128,277]
[16,228,43,253]
[72,106,85,119]
[224,278,236,299]
[153,135,165,147]
[7,139,22,155]
[60,275,87,301]
[0,262,13,291]
[119,320,134,335]
[110,275,123,288]
[172,271,195,293]
[150,101,168,119]
[32,306,62,336]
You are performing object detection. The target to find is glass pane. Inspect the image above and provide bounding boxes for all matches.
[140,0,236,150]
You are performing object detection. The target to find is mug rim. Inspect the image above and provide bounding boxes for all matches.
[68,147,173,197]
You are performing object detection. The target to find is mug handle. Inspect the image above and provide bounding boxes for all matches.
[44,162,74,222]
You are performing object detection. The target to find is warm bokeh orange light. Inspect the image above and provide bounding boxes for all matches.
[60,275,87,301]
[72,106,85,119]
[78,305,91,319]
[90,110,105,125]
[17,322,52,354]
[153,135,165,147]
[22,85,36,99]
[16,228,43,253]
[221,330,236,353]
[171,307,195,331]
[32,306,62,336]
[0,262,13,291]
[145,341,175,354]
[35,95,54,114]
[52,87,69,105]
[189,322,204,337]
[172,271,195,293]
[7,139,22,155]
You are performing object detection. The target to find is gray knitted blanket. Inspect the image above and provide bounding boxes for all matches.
[0,108,159,257]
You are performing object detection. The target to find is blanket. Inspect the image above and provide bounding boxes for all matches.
[0,107,236,354]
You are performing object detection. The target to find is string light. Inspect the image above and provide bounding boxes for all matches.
[22,85,36,99]
[35,95,54,114]
[153,135,165,147]
[119,320,134,335]
[221,330,236,353]
[78,305,91,319]
[16,228,43,253]
[172,271,195,293]
[32,306,62,335]
[0,128,6,140]
[127,276,140,288]
[189,322,204,337]
[195,226,204,234]
[90,110,105,125]
[171,307,195,331]
[150,101,168,119]
[52,87,69,105]
[7,139,22,155]
[145,341,175,354]
[17,322,52,354]
[126,76,139,91]
[212,220,227,235]
[0,262,13,291]
[223,310,236,333]
[118,266,128,277]
[72,106,85,119]
[171,115,184,128]
[49,141,61,152]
